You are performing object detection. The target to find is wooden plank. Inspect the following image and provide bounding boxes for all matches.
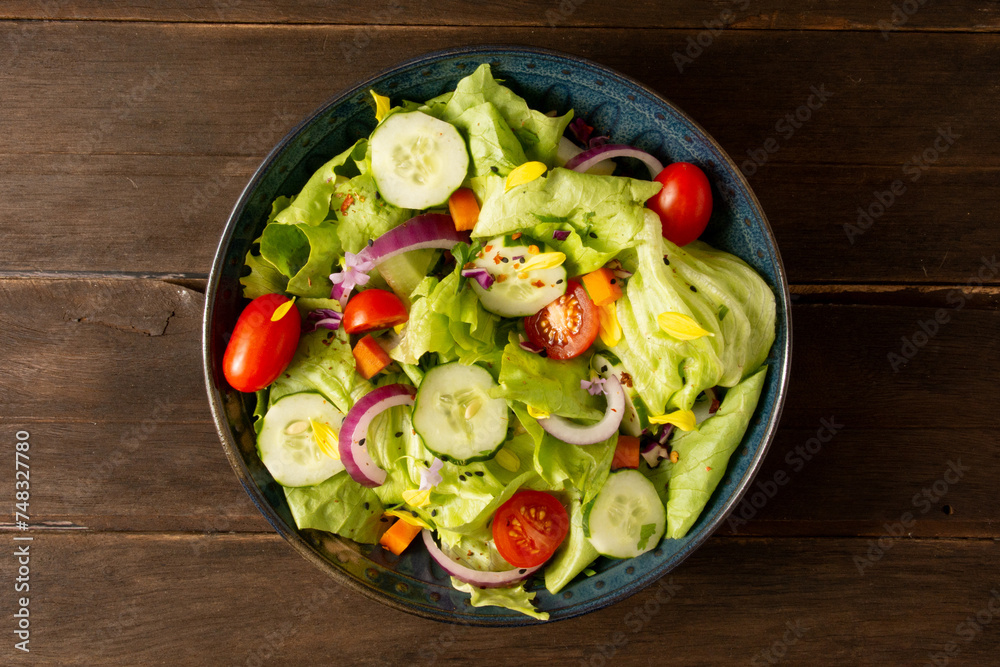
[4,155,998,285]
[3,1,1000,31]
[1,532,996,664]
[0,24,996,171]
[2,279,998,536]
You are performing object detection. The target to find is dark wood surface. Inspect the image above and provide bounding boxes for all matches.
[1,3,998,665]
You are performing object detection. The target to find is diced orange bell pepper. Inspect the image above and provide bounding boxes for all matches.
[352,335,391,379]
[581,267,623,307]
[379,518,423,555]
[611,435,640,470]
[448,187,480,232]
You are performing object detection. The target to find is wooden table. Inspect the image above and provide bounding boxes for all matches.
[2,2,998,664]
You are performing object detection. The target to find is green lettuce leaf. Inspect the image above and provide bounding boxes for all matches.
[240,249,288,299]
[532,432,616,505]
[448,101,526,178]
[259,220,343,297]
[544,495,600,594]
[492,334,603,420]
[450,578,549,621]
[473,168,661,275]
[269,328,371,412]
[283,471,386,543]
[333,168,412,254]
[272,140,362,226]
[439,63,571,166]
[663,367,767,539]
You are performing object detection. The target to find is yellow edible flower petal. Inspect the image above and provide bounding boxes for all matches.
[384,509,432,529]
[401,488,432,508]
[505,161,547,192]
[270,297,296,322]
[518,251,566,273]
[657,312,715,341]
[393,322,406,334]
[526,405,550,420]
[309,419,340,459]
[649,409,697,432]
[495,448,521,472]
[598,302,621,347]
[370,90,391,123]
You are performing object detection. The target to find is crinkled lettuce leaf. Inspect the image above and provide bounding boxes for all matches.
[662,367,767,539]
[448,101,526,178]
[273,140,363,226]
[439,63,571,166]
[269,328,371,412]
[240,248,288,299]
[389,268,501,368]
[334,169,412,255]
[615,209,775,414]
[473,168,661,275]
[532,432,616,505]
[491,334,603,420]
[284,471,385,543]
[450,578,549,621]
[259,220,343,297]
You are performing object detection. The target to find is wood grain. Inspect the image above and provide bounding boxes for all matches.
[1,532,996,665]
[3,0,1000,31]
[1,23,996,170]
[2,279,997,536]
[3,156,999,286]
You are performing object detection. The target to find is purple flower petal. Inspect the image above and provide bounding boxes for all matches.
[418,458,444,491]
[461,267,495,291]
[552,229,571,241]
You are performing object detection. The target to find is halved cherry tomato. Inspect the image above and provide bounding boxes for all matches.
[523,280,599,360]
[647,162,713,246]
[222,294,301,393]
[342,288,408,334]
[492,490,569,568]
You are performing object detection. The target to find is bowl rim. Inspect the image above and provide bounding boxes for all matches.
[202,43,792,626]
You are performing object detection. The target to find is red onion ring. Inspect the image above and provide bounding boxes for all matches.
[421,530,541,588]
[338,384,416,487]
[564,144,664,179]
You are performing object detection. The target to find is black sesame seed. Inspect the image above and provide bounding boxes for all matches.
[519,569,527,574]
[490,166,499,173]
[474,471,484,477]
[367,239,374,247]
[663,257,670,265]
[501,256,509,263]
[589,232,598,239]
[539,350,548,358]
[601,365,608,373]
[458,475,466,482]
[363,502,370,510]
[431,509,438,517]
[556,279,564,284]
[394,431,403,438]
[359,438,366,446]
[610,278,617,285]
[690,285,698,292]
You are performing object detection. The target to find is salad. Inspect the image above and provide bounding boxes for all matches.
[223,65,776,620]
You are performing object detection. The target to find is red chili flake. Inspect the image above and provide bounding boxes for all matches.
[706,466,712,471]
[340,194,355,215]
[496,274,508,283]
[463,262,476,270]
[493,255,502,265]
[512,232,522,240]
[484,245,494,252]
[476,251,485,259]
[358,195,366,203]
[531,279,545,288]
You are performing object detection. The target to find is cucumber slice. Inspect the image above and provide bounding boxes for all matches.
[376,248,438,305]
[412,362,508,464]
[258,392,345,487]
[469,236,567,317]
[586,469,665,558]
[591,353,647,436]
[370,111,469,210]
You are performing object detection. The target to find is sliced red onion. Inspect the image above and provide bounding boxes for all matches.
[518,336,544,354]
[552,229,571,241]
[461,267,494,291]
[304,308,343,333]
[361,214,470,268]
[692,387,721,425]
[567,117,595,146]
[421,530,541,588]
[640,424,674,468]
[603,259,633,280]
[537,376,624,445]
[564,144,664,179]
[338,384,416,487]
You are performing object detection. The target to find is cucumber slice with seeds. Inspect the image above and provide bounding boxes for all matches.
[370,111,469,210]
[586,469,665,559]
[258,392,345,487]
[412,362,508,464]
[469,236,567,317]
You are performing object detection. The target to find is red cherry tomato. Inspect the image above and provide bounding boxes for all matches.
[342,289,408,335]
[523,280,599,360]
[647,162,713,246]
[492,490,570,568]
[223,294,301,393]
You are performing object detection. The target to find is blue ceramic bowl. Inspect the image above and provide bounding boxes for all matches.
[204,46,791,625]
